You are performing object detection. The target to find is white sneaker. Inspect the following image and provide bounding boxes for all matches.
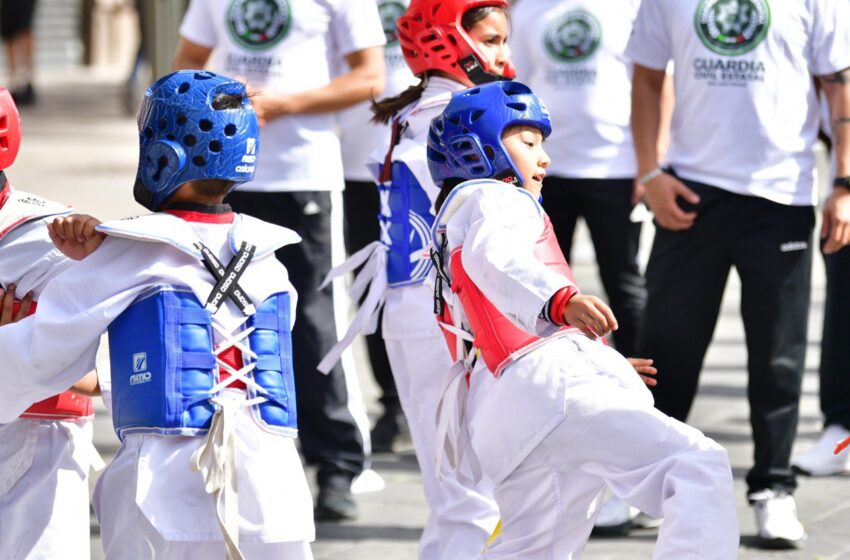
[592,495,637,535]
[750,489,806,549]
[792,424,850,476]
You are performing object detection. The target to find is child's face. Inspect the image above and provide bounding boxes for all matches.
[465,10,511,85]
[501,125,550,199]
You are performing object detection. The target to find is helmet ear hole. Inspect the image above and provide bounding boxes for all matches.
[483,145,495,160]
[199,119,213,132]
[178,82,190,94]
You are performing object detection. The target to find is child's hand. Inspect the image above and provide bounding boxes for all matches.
[627,357,657,387]
[48,214,105,261]
[0,284,33,325]
[563,294,618,338]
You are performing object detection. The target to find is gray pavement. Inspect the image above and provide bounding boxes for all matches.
[16,70,850,559]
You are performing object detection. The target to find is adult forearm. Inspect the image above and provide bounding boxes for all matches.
[822,68,850,177]
[631,65,666,176]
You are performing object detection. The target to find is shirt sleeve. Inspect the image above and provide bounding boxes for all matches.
[447,184,574,333]
[179,0,218,49]
[625,0,672,71]
[330,0,387,58]
[0,239,146,422]
[808,0,850,76]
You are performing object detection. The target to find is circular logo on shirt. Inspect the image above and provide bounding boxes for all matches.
[695,0,770,56]
[226,0,292,51]
[543,10,601,63]
[378,0,406,46]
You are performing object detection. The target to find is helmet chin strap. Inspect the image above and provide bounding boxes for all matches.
[493,169,521,187]
[460,55,513,85]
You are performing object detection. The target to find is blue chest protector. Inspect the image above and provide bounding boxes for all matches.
[107,285,297,440]
[378,159,435,287]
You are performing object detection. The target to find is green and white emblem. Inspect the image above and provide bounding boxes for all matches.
[227,0,292,51]
[695,0,770,56]
[378,0,406,46]
[543,10,601,64]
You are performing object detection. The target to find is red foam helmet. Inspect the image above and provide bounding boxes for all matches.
[397,0,515,84]
[0,88,21,171]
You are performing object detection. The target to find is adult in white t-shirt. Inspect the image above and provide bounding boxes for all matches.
[627,0,850,548]
[173,0,386,521]
[336,0,418,453]
[511,0,645,361]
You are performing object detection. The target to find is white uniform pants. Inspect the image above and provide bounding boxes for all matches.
[386,335,500,559]
[102,511,313,560]
[483,338,739,559]
[0,420,93,560]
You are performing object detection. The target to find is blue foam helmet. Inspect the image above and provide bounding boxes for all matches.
[134,70,260,211]
[427,81,551,188]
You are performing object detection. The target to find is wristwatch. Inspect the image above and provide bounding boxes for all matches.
[833,176,850,191]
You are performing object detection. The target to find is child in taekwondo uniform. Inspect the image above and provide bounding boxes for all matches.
[0,86,100,560]
[427,81,740,558]
[0,70,314,560]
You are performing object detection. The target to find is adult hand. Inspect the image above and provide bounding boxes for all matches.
[563,294,618,338]
[643,173,700,231]
[48,214,104,261]
[244,82,294,127]
[822,187,850,254]
[0,283,33,325]
[627,357,657,387]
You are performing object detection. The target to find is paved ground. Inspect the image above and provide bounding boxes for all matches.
[15,70,850,559]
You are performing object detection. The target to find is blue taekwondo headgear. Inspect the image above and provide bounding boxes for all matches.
[427,81,551,188]
[133,70,260,211]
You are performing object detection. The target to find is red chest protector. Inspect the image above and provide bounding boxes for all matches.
[12,301,94,422]
[448,215,579,377]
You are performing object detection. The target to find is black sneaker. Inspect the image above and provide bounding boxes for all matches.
[370,409,408,453]
[315,486,357,522]
[11,84,35,106]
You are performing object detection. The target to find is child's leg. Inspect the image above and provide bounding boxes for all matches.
[385,332,499,559]
[484,462,605,558]
[487,337,738,559]
[0,420,91,560]
[551,338,739,558]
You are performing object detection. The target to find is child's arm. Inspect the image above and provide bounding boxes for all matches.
[0,238,147,422]
[47,214,104,261]
[451,185,577,334]
[69,370,100,397]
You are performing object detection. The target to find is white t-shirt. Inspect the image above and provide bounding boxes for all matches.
[179,0,386,192]
[511,0,640,179]
[626,0,850,206]
[338,0,418,182]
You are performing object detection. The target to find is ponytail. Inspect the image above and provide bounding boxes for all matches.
[371,78,427,124]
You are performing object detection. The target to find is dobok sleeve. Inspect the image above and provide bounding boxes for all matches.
[446,184,574,334]
[0,238,149,422]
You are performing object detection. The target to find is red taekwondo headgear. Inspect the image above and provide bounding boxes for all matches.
[0,88,21,171]
[397,0,515,85]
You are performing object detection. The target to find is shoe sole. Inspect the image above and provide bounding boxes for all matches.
[591,521,633,537]
[755,535,805,550]
[791,465,850,477]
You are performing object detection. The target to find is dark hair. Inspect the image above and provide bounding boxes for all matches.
[434,178,464,213]
[190,178,237,197]
[370,5,506,124]
[212,93,245,110]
